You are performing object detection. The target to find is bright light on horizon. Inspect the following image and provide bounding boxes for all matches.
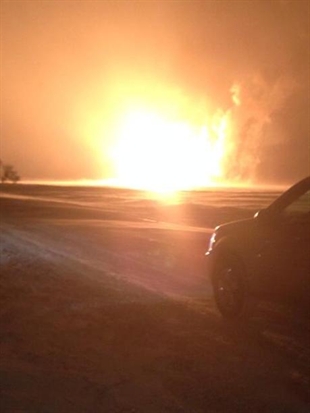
[110,105,231,194]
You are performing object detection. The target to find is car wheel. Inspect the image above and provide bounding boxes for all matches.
[212,253,248,319]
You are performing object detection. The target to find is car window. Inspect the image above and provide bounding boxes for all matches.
[281,189,310,221]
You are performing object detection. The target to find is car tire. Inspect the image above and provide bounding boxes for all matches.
[212,252,250,319]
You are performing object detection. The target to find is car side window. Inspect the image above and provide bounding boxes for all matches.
[281,189,310,223]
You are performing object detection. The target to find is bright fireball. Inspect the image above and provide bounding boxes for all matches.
[111,108,229,192]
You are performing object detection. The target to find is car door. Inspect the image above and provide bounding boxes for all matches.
[255,186,310,301]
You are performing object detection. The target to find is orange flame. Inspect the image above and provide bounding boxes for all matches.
[110,97,234,193]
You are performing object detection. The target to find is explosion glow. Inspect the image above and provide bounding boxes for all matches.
[111,103,232,193]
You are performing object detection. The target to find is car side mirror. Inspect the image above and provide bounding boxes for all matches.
[255,208,280,225]
[254,209,266,219]
[254,209,271,223]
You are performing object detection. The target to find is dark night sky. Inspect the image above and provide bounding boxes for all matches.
[1,1,309,186]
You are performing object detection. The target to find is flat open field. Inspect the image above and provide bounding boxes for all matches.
[1,185,309,412]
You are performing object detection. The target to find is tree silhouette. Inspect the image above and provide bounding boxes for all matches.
[0,160,20,183]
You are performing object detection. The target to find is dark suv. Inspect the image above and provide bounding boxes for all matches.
[206,176,310,318]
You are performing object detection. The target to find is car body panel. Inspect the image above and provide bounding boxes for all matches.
[206,176,310,306]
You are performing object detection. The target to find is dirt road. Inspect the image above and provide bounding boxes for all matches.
[1,196,309,412]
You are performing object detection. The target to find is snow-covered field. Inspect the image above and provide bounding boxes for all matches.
[1,185,309,412]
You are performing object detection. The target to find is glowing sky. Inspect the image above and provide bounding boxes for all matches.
[1,1,309,186]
